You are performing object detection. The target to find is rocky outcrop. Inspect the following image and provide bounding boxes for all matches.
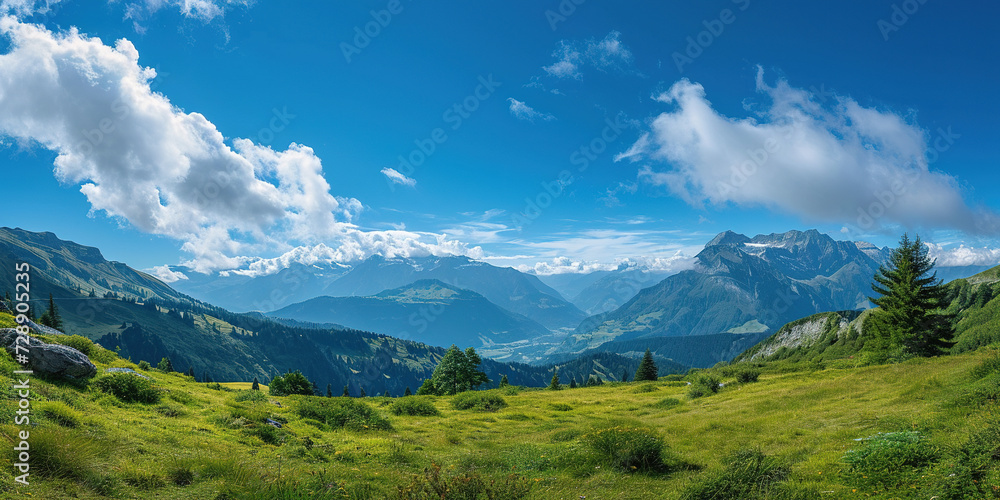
[0,329,97,378]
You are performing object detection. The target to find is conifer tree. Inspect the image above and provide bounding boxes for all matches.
[39,293,63,330]
[549,367,561,390]
[498,374,509,388]
[431,345,489,395]
[157,357,174,373]
[868,233,954,357]
[326,383,333,397]
[634,349,658,381]
[416,378,437,395]
[252,377,260,391]
[569,377,578,389]
[404,386,412,396]
[342,385,350,397]
[360,387,367,398]
[621,369,629,383]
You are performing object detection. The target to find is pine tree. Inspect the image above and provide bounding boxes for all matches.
[252,377,260,391]
[157,357,174,373]
[498,374,509,388]
[868,233,954,358]
[326,383,333,397]
[342,385,350,397]
[203,371,212,383]
[549,367,561,390]
[383,390,390,398]
[359,387,367,398]
[39,293,63,330]
[569,377,578,389]
[621,369,629,383]
[187,367,195,378]
[404,386,412,396]
[634,349,659,381]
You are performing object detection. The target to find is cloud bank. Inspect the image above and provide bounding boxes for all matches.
[0,18,480,273]
[622,68,1000,235]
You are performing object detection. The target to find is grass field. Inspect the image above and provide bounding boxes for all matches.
[1,315,999,498]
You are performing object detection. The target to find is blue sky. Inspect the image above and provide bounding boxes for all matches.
[1,0,998,279]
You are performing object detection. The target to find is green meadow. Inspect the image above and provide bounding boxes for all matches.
[2,311,998,499]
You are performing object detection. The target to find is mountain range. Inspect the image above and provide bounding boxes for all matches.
[561,229,894,354]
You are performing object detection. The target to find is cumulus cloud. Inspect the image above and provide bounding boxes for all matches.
[0,18,478,274]
[624,68,1000,235]
[0,0,59,16]
[506,98,555,122]
[926,243,1000,267]
[380,167,416,188]
[543,31,634,80]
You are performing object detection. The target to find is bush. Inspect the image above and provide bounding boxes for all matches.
[295,396,393,431]
[391,396,441,416]
[842,431,937,488]
[688,374,721,399]
[451,391,508,412]
[48,335,118,364]
[394,463,533,500]
[269,370,315,396]
[137,360,151,371]
[232,389,269,403]
[92,372,161,403]
[680,449,794,500]
[735,368,760,384]
[584,426,672,473]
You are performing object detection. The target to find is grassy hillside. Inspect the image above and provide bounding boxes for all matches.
[2,316,999,499]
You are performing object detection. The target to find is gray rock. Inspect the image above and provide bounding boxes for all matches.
[0,328,97,378]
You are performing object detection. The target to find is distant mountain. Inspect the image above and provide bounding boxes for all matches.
[570,267,673,315]
[267,279,551,353]
[550,332,771,369]
[173,255,586,330]
[561,229,886,353]
[536,271,613,303]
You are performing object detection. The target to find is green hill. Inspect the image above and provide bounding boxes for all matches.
[2,313,998,499]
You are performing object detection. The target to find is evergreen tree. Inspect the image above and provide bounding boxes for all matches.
[252,377,260,391]
[416,378,437,395]
[549,367,561,390]
[39,293,63,330]
[868,233,954,357]
[203,371,212,383]
[498,374,509,388]
[326,383,333,398]
[187,367,195,378]
[360,387,367,398]
[634,349,659,381]
[383,390,390,398]
[157,357,174,373]
[342,385,350,397]
[569,377,578,389]
[431,345,489,395]
[404,386,412,396]
[621,369,629,383]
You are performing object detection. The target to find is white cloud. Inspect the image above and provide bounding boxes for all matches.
[542,41,581,79]
[149,264,188,283]
[599,181,638,207]
[0,18,478,274]
[543,31,634,80]
[626,68,1000,235]
[380,166,416,188]
[0,0,60,17]
[123,0,251,23]
[926,243,1000,267]
[516,253,696,276]
[506,98,555,122]
[585,30,633,72]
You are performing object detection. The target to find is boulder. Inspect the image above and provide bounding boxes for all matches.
[0,328,97,378]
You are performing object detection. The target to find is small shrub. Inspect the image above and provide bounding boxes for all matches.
[452,391,508,412]
[391,397,441,416]
[842,431,937,488]
[38,400,82,427]
[680,449,793,500]
[394,463,533,500]
[137,360,151,371]
[735,368,760,384]
[295,396,393,431]
[92,372,161,404]
[154,404,186,417]
[584,426,671,472]
[549,403,573,411]
[167,462,195,486]
[118,463,165,490]
[52,334,94,356]
[971,352,1000,379]
[232,389,269,403]
[688,374,721,399]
